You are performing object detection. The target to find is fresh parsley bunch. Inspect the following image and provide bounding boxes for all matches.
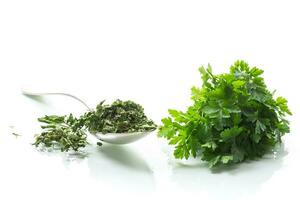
[158,60,292,168]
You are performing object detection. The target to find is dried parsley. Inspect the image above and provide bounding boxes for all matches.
[158,60,292,168]
[34,100,157,151]
[83,100,157,134]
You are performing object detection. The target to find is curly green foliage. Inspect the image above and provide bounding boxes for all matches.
[84,100,157,134]
[158,60,292,168]
[33,114,88,152]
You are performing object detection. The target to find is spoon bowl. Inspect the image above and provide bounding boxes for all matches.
[93,131,153,144]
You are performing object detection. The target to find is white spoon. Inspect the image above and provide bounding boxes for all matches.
[22,90,154,144]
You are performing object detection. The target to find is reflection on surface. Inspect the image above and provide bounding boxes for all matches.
[169,145,287,200]
[96,145,152,172]
[87,144,155,194]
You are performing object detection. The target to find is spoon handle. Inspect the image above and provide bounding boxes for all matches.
[22,90,92,111]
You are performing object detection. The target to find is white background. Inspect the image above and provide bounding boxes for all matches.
[0,0,299,200]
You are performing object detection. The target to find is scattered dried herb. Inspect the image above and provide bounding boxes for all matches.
[11,132,21,137]
[33,114,87,152]
[158,60,292,168]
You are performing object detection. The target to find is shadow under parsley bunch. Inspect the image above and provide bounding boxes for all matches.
[34,100,157,152]
[158,60,292,168]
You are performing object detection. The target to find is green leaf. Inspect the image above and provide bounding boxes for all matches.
[169,136,181,145]
[251,133,261,143]
[202,105,220,114]
[208,155,221,168]
[161,117,172,124]
[232,80,245,89]
[277,120,290,133]
[158,126,176,139]
[226,106,241,114]
[276,97,292,115]
[191,86,205,101]
[174,143,190,160]
[231,145,245,162]
[201,141,217,151]
[168,109,189,123]
[255,120,266,134]
[221,155,233,164]
[220,126,243,141]
[250,67,264,77]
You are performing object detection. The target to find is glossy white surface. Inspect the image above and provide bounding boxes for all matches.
[0,0,300,200]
